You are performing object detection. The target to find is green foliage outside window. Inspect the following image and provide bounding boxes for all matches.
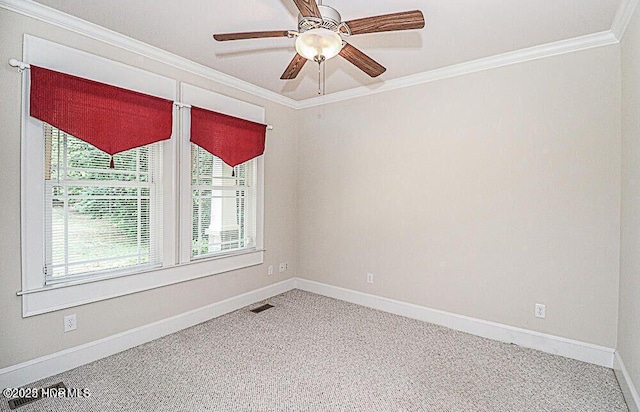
[48,127,152,242]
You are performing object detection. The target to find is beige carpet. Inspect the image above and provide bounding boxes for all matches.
[1,290,628,411]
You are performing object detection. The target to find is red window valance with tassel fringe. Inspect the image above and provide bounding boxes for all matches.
[190,106,266,168]
[30,65,173,167]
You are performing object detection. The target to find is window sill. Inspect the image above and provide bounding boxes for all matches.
[20,249,264,317]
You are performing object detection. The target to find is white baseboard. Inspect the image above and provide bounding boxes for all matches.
[614,352,640,412]
[1,277,619,390]
[294,278,616,368]
[0,278,296,389]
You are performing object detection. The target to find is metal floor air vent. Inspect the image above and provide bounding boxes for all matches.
[250,303,274,313]
[7,382,66,410]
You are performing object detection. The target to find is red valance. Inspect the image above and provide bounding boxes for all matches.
[30,66,173,160]
[190,106,266,168]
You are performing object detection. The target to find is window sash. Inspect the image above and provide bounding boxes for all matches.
[43,125,163,283]
[190,144,257,260]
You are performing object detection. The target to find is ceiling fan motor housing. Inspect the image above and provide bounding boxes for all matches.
[298,5,342,33]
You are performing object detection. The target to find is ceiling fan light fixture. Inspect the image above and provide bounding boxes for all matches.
[295,28,343,62]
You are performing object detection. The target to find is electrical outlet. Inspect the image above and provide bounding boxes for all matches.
[367,273,374,284]
[268,265,274,275]
[284,262,289,271]
[279,263,286,273]
[64,314,77,332]
[535,303,546,319]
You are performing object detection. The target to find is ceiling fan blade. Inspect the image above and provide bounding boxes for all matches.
[343,10,425,35]
[281,53,308,80]
[339,43,386,78]
[213,30,291,41]
[292,0,321,18]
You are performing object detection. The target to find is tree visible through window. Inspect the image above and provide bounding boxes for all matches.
[44,124,163,282]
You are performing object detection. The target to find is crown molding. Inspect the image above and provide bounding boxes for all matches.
[296,30,619,109]
[0,0,300,109]
[612,0,640,41]
[0,0,627,110]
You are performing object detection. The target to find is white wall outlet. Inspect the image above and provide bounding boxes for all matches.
[279,263,286,273]
[64,314,77,332]
[268,265,273,275]
[367,273,374,284]
[284,262,289,271]
[535,303,546,319]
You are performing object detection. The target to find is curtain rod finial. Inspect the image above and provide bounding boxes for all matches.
[8,58,30,72]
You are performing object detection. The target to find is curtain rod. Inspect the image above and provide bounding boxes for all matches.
[8,58,274,130]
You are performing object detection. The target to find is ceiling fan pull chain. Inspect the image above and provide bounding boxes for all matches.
[318,60,322,95]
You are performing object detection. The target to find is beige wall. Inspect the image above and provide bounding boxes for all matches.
[619,2,640,395]
[298,45,622,348]
[0,4,628,375]
[0,9,298,369]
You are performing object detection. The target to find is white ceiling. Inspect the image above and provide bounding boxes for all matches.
[33,0,622,101]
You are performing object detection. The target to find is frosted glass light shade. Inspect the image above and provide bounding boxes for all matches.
[295,29,342,61]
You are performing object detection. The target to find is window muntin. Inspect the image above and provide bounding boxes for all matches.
[44,124,163,283]
[190,144,256,259]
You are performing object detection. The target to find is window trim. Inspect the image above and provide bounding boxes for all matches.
[20,35,265,317]
[19,250,264,316]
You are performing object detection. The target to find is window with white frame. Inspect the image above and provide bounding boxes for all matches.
[178,82,265,267]
[190,146,257,259]
[44,125,163,283]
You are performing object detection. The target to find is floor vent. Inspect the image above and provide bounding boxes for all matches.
[250,303,273,313]
[7,382,66,410]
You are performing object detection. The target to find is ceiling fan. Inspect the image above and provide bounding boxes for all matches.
[213,0,425,81]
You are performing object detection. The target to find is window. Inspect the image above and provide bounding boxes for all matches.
[44,125,163,283]
[178,82,265,267]
[191,147,257,259]
[20,36,265,317]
